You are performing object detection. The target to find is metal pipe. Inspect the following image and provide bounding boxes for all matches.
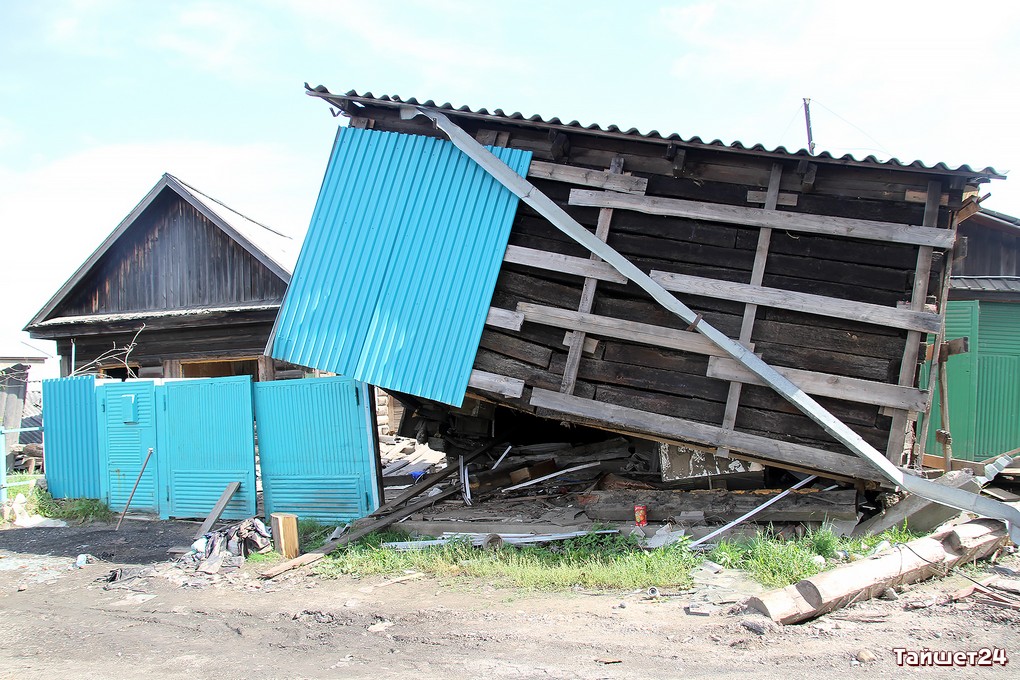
[115,447,154,530]
[689,475,817,548]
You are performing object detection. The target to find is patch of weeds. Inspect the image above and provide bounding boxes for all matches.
[246,551,280,564]
[740,533,821,588]
[297,519,333,552]
[22,487,113,523]
[807,527,840,559]
[708,538,744,568]
[314,530,699,591]
[879,522,920,546]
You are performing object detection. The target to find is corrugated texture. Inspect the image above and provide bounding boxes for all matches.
[41,376,101,499]
[158,377,256,520]
[269,127,531,406]
[308,86,1003,178]
[975,355,1020,457]
[951,277,1020,295]
[926,300,1020,460]
[977,303,1020,354]
[255,377,377,523]
[99,381,159,513]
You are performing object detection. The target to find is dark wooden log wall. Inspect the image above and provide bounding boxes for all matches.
[334,103,973,470]
[53,193,287,317]
[956,220,1019,277]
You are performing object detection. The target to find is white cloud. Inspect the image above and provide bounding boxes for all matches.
[153,3,269,80]
[0,139,323,344]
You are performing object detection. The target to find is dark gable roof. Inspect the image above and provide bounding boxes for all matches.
[307,85,1004,181]
[25,174,299,330]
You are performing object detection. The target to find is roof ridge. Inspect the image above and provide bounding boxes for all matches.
[166,173,294,240]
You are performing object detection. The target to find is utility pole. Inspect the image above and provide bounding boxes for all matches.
[802,98,816,154]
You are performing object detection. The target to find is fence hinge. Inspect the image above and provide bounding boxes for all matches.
[354,386,360,406]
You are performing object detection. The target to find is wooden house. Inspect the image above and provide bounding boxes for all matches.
[273,86,1006,486]
[25,174,302,381]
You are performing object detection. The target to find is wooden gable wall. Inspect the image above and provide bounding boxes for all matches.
[51,192,287,318]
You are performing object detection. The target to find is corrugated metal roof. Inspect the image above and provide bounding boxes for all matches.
[268,127,532,406]
[950,276,1020,294]
[307,85,1004,179]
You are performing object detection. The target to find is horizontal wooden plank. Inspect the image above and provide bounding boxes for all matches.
[486,307,524,331]
[468,370,525,398]
[503,244,628,283]
[563,331,599,355]
[569,189,954,248]
[650,271,941,333]
[706,356,929,412]
[517,302,737,357]
[528,160,648,194]
[529,388,885,482]
[747,190,798,207]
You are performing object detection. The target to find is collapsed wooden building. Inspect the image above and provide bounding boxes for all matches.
[272,86,1008,491]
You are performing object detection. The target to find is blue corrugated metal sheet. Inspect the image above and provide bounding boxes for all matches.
[255,377,377,523]
[268,127,532,406]
[41,376,101,499]
[98,381,159,513]
[158,377,256,520]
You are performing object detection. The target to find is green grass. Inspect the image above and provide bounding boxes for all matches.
[3,476,114,524]
[707,523,924,588]
[314,529,701,591]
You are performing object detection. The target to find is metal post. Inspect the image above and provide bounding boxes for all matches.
[803,98,816,154]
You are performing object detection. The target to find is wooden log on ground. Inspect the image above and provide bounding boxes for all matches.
[270,512,300,559]
[578,488,858,523]
[748,519,1009,624]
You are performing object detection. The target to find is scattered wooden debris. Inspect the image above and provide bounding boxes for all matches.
[853,470,980,537]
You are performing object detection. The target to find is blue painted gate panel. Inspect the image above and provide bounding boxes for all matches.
[41,376,101,499]
[268,127,532,407]
[98,381,159,513]
[255,377,378,523]
[158,376,256,520]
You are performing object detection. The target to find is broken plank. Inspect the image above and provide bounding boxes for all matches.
[568,189,955,248]
[529,387,885,482]
[650,271,941,333]
[468,370,525,398]
[270,512,300,559]
[260,486,461,579]
[527,160,648,194]
[193,482,241,538]
[503,244,628,283]
[486,307,524,331]
[517,302,731,357]
[706,356,929,412]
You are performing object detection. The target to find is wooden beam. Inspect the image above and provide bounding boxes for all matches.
[746,190,798,206]
[718,164,782,458]
[707,356,930,412]
[270,512,300,559]
[650,271,942,333]
[894,180,943,463]
[568,189,955,248]
[486,307,524,331]
[194,481,241,538]
[502,244,627,283]
[529,388,885,482]
[468,370,525,398]
[527,160,647,194]
[561,156,624,395]
[517,302,734,357]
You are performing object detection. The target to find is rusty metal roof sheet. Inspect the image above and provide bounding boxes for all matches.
[307,85,1003,179]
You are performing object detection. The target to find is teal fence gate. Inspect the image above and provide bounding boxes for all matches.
[255,377,379,523]
[98,380,159,513]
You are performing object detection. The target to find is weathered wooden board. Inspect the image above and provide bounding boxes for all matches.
[650,271,941,333]
[579,488,858,522]
[569,189,954,248]
[527,160,648,194]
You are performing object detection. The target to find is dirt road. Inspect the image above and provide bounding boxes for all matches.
[1,521,1016,679]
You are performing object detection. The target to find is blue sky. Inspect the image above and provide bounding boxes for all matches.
[2,0,1019,364]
